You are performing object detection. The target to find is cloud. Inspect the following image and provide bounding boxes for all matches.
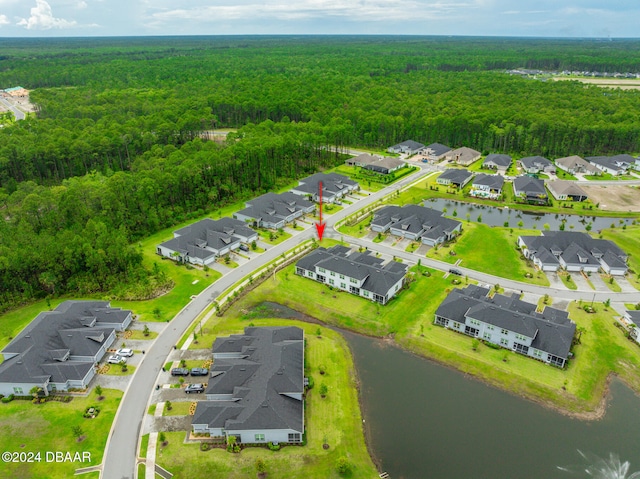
[0,14,9,25]
[76,0,87,8]
[18,0,77,30]
[146,0,481,25]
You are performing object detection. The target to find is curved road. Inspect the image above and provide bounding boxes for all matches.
[101,163,640,479]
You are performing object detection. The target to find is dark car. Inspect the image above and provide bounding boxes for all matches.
[239,244,250,252]
[170,368,190,376]
[190,367,209,376]
[449,268,462,276]
[185,383,204,394]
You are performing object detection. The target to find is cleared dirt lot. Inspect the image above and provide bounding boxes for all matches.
[553,77,640,90]
[581,184,640,212]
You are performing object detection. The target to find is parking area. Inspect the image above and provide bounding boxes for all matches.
[589,273,610,292]
[546,272,568,290]
[617,276,638,292]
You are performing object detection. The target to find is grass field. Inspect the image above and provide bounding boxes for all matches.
[601,225,640,290]
[426,224,550,286]
[157,318,378,479]
[163,401,194,416]
[559,272,578,290]
[0,389,122,479]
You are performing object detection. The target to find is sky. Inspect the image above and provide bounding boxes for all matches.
[0,0,638,38]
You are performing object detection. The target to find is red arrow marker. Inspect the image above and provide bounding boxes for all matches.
[315,181,325,241]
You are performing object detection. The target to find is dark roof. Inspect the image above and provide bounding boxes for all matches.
[513,176,546,196]
[438,169,473,185]
[626,310,640,327]
[293,173,358,197]
[586,155,632,172]
[519,231,626,263]
[472,173,504,190]
[601,250,627,269]
[364,156,404,173]
[372,205,461,240]
[425,143,451,156]
[0,301,130,385]
[296,246,408,296]
[194,327,304,433]
[483,154,512,167]
[436,287,576,359]
[520,156,552,169]
[391,140,424,150]
[163,217,256,255]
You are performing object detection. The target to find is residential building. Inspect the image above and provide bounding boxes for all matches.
[518,231,628,275]
[192,327,305,444]
[519,156,556,175]
[555,156,601,176]
[371,204,462,246]
[513,176,548,204]
[290,173,359,203]
[234,192,314,230]
[435,285,576,368]
[295,245,408,305]
[436,169,474,188]
[546,180,588,202]
[470,174,504,199]
[420,143,451,162]
[482,154,512,172]
[586,155,633,176]
[388,140,425,155]
[445,147,481,166]
[158,217,259,265]
[623,311,640,344]
[0,301,132,397]
[346,153,405,174]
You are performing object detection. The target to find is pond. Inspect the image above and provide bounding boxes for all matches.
[424,198,635,232]
[343,330,640,479]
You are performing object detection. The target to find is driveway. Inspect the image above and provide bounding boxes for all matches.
[570,272,593,291]
[589,273,610,292]
[546,272,568,290]
[147,416,193,433]
[416,244,431,255]
[617,276,638,293]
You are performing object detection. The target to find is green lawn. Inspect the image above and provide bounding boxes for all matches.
[139,433,150,458]
[128,329,159,340]
[257,229,292,245]
[426,224,550,286]
[555,169,578,181]
[0,298,66,350]
[405,242,420,253]
[163,401,194,416]
[0,389,122,478]
[601,274,622,292]
[601,225,640,291]
[102,364,136,376]
[158,318,377,479]
[559,272,578,290]
[335,214,371,239]
[329,164,418,193]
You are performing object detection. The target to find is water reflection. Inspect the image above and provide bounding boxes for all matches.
[558,451,640,479]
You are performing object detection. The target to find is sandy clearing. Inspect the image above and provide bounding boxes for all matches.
[581,184,640,212]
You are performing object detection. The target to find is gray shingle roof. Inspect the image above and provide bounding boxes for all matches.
[483,154,512,168]
[293,173,358,198]
[425,143,451,156]
[195,327,304,434]
[513,176,546,196]
[391,140,424,150]
[520,156,552,170]
[0,301,130,386]
[586,155,632,173]
[163,217,256,256]
[371,205,461,240]
[472,173,504,190]
[438,169,473,185]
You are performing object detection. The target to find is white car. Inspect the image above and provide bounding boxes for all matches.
[107,355,126,364]
[116,348,134,357]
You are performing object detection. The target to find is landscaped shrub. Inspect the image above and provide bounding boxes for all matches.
[1,394,15,403]
[267,442,280,451]
[200,442,210,452]
[336,456,353,476]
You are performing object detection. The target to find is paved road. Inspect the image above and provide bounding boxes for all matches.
[0,96,25,120]
[101,166,433,479]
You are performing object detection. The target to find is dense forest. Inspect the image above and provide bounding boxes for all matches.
[1,35,640,311]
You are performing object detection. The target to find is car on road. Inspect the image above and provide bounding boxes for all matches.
[170,368,190,376]
[116,348,134,357]
[185,383,204,394]
[108,355,126,364]
[190,367,209,376]
[449,268,462,276]
[239,244,249,252]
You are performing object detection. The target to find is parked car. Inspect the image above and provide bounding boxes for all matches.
[116,348,134,357]
[107,355,126,364]
[239,244,249,252]
[185,383,204,394]
[171,368,190,376]
[449,268,462,276]
[190,367,209,376]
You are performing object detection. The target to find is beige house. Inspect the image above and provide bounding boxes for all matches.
[547,180,588,202]
[445,147,481,166]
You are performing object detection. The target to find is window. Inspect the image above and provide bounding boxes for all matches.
[330,272,335,277]
[340,283,346,289]
[339,274,345,279]
[329,279,334,286]
[363,291,369,297]
[288,433,301,443]
[255,434,265,442]
[307,271,313,277]
[487,325,494,331]
[515,333,528,342]
[500,338,509,346]
[318,267,326,273]
[533,349,542,358]
[13,387,23,395]
[483,333,491,340]
[469,319,481,326]
[350,278,358,284]
[501,329,508,335]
